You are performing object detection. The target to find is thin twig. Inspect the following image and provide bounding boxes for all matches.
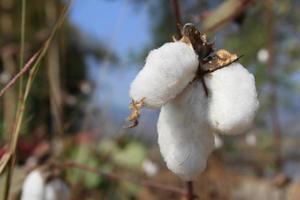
[18,0,26,102]
[265,0,282,171]
[2,2,72,199]
[185,181,196,200]
[62,161,185,195]
[0,51,40,97]
[170,0,183,38]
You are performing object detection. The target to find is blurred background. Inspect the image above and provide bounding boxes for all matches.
[0,0,300,199]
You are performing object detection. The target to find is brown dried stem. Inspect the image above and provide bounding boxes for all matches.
[2,2,72,199]
[185,181,196,200]
[0,51,40,97]
[170,0,183,38]
[265,0,282,171]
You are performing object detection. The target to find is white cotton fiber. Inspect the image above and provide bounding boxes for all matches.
[44,178,70,200]
[21,169,70,200]
[157,81,214,181]
[21,170,45,200]
[205,63,259,135]
[130,41,199,108]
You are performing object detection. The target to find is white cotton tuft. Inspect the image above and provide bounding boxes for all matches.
[44,178,70,200]
[21,169,70,200]
[257,48,269,63]
[214,134,223,149]
[245,133,257,146]
[21,170,45,200]
[205,63,259,135]
[142,159,159,177]
[130,41,199,108]
[157,81,214,181]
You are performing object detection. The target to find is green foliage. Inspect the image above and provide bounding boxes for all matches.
[112,141,147,169]
[64,137,148,197]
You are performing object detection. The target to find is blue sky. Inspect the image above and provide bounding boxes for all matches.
[69,0,151,109]
[69,0,151,59]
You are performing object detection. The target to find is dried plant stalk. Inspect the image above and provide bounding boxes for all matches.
[2,2,72,199]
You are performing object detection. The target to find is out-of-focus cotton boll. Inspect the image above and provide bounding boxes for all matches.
[130,41,199,108]
[21,169,70,200]
[44,178,70,200]
[21,170,45,200]
[214,134,223,149]
[142,159,159,177]
[245,133,257,146]
[257,48,269,63]
[205,63,259,135]
[157,81,214,181]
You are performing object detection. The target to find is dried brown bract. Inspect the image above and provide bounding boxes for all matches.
[216,49,238,66]
[181,23,214,61]
[202,50,242,74]
[127,97,145,128]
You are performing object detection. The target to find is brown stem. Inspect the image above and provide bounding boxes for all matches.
[200,76,209,96]
[0,51,40,97]
[185,181,196,200]
[170,0,182,37]
[265,0,282,171]
[45,1,64,137]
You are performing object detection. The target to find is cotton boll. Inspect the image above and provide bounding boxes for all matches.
[257,48,269,63]
[142,159,159,177]
[205,63,259,135]
[21,170,45,200]
[157,81,214,181]
[245,133,257,146]
[45,178,70,200]
[130,41,199,108]
[21,169,70,200]
[214,134,223,149]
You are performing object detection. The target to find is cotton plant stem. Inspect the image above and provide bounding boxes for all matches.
[265,0,282,171]
[170,0,182,38]
[9,1,70,153]
[18,0,26,101]
[2,3,72,199]
[45,0,64,137]
[0,51,40,97]
[185,181,195,200]
[1,0,19,198]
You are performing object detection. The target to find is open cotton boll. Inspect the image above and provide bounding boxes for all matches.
[130,41,199,108]
[205,63,259,135]
[21,169,70,200]
[157,81,214,181]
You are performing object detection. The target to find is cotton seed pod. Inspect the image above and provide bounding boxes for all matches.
[205,63,259,135]
[157,81,214,181]
[21,169,70,200]
[130,41,199,108]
